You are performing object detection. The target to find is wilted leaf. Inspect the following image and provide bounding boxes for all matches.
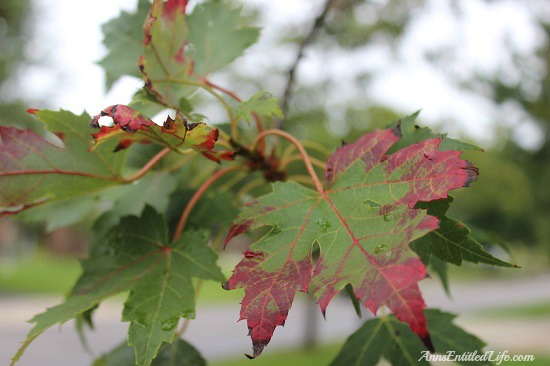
[90,105,234,162]
[224,126,478,357]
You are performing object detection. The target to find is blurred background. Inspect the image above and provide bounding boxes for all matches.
[1,0,549,365]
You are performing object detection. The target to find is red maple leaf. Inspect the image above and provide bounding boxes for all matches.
[224,127,478,358]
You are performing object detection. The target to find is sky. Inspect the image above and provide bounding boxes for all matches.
[12,0,547,150]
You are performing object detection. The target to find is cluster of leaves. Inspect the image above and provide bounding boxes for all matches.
[0,1,516,365]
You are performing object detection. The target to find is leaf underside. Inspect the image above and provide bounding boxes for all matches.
[224,126,480,357]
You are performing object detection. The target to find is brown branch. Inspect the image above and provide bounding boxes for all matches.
[275,0,336,130]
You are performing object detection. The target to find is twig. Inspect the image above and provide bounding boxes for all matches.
[124,147,171,182]
[252,129,323,193]
[276,0,336,129]
[172,166,244,242]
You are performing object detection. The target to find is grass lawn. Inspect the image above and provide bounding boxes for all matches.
[473,301,550,319]
[0,249,81,294]
[210,343,343,366]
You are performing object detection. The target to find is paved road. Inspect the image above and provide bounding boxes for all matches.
[2,273,550,366]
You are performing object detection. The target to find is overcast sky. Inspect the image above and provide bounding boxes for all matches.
[13,0,547,150]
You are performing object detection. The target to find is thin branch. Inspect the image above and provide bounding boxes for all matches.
[276,0,336,129]
[281,154,326,171]
[123,147,171,182]
[252,129,323,193]
[172,166,244,242]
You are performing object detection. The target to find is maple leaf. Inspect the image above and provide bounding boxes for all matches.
[97,0,151,90]
[224,126,478,358]
[330,309,489,366]
[12,207,224,366]
[139,0,259,107]
[0,109,127,216]
[410,197,516,268]
[89,105,234,162]
[232,91,284,126]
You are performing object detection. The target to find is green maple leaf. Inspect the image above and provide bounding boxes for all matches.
[186,1,260,76]
[330,309,489,366]
[410,197,516,268]
[0,109,127,216]
[98,0,151,89]
[12,207,224,366]
[232,91,284,125]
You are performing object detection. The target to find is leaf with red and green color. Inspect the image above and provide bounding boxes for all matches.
[224,126,479,358]
[330,309,488,366]
[0,109,127,216]
[12,207,224,366]
[90,105,234,162]
[140,0,259,107]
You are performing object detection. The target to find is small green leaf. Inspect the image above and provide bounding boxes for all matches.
[93,339,206,366]
[232,91,284,125]
[387,112,483,154]
[330,309,489,366]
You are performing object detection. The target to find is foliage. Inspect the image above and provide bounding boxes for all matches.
[330,309,488,366]
[1,1,518,365]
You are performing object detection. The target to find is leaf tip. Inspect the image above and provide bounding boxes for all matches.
[392,122,403,138]
[462,162,479,187]
[421,333,435,353]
